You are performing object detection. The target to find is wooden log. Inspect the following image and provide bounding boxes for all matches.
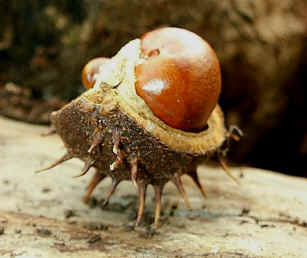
[0,116,306,257]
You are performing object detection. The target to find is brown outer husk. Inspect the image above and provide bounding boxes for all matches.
[51,89,226,186]
[50,38,227,187]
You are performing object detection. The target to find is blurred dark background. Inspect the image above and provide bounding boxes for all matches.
[0,0,306,177]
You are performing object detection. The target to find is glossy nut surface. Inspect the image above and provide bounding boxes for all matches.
[82,57,110,89]
[135,27,221,132]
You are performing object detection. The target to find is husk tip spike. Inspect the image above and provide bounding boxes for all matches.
[35,153,73,174]
[135,181,146,226]
[73,159,95,178]
[172,174,192,210]
[153,185,164,229]
[188,169,207,199]
[218,155,239,185]
[102,179,120,207]
[83,171,106,204]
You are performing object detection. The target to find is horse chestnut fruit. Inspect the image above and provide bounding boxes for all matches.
[39,27,232,229]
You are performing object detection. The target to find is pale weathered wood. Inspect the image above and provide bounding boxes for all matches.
[0,116,306,258]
